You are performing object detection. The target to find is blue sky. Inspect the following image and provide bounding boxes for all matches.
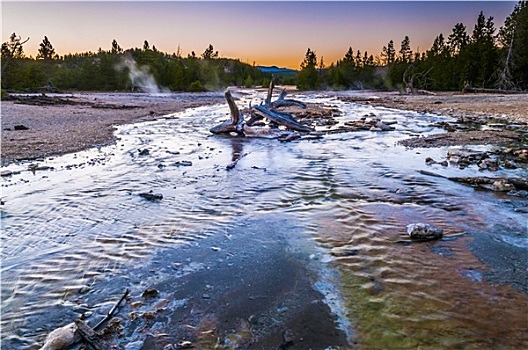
[2,1,517,68]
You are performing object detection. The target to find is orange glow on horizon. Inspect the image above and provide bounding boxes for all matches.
[2,1,516,70]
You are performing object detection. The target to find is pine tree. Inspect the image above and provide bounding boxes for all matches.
[37,36,56,60]
[447,23,469,55]
[111,39,123,54]
[463,11,498,88]
[202,44,219,59]
[381,40,396,65]
[430,34,448,57]
[297,48,319,90]
[344,47,355,65]
[399,36,413,63]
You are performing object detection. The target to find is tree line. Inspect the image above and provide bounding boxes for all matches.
[1,40,270,93]
[2,1,527,93]
[298,2,528,91]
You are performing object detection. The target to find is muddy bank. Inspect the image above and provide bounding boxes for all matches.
[1,92,224,166]
[32,215,349,349]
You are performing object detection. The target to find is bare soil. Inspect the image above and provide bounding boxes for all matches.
[338,91,528,124]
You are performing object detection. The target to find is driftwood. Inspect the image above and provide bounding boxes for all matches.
[419,170,528,192]
[209,90,245,134]
[75,320,112,350]
[210,75,313,137]
[253,105,313,132]
[270,89,307,109]
[40,289,129,350]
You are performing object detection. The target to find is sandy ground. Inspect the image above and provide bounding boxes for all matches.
[338,91,528,124]
[1,90,527,166]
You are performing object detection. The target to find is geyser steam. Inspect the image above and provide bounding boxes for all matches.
[116,55,166,93]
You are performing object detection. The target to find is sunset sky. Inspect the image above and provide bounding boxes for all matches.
[2,1,517,69]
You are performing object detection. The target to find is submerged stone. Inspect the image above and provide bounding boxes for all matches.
[139,191,163,201]
[406,223,443,240]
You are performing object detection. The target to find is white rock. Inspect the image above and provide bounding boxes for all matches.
[39,323,77,350]
[406,223,443,240]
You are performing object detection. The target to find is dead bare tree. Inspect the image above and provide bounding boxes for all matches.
[403,64,434,94]
[496,23,517,91]
[1,33,30,73]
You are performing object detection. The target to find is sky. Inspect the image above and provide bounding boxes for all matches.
[1,1,518,69]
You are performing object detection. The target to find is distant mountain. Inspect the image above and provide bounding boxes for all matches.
[256,65,298,73]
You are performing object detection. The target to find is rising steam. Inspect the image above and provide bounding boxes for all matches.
[115,55,167,93]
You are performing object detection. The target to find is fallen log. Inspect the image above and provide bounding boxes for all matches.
[270,98,307,109]
[418,170,528,192]
[463,86,526,94]
[253,105,314,132]
[245,102,264,126]
[269,89,307,109]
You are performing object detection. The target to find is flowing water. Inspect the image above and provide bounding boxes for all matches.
[1,91,527,349]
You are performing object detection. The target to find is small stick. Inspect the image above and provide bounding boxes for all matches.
[93,288,130,331]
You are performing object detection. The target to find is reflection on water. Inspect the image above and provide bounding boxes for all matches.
[1,91,527,348]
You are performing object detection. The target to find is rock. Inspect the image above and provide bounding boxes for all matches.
[514,149,528,161]
[175,160,193,166]
[376,121,394,131]
[282,329,295,345]
[478,159,499,171]
[492,180,515,192]
[406,223,443,240]
[141,288,159,299]
[14,124,29,130]
[39,323,77,350]
[425,157,448,167]
[139,191,163,201]
[331,247,358,257]
[503,160,517,169]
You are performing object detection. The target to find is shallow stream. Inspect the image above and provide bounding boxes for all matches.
[1,91,527,349]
